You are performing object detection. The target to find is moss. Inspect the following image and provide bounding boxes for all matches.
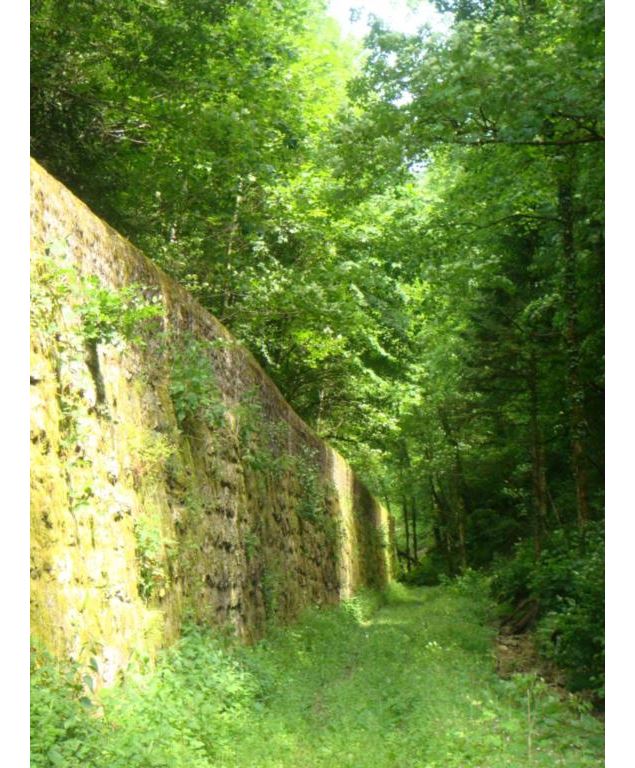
[126,425,176,486]
[30,158,394,684]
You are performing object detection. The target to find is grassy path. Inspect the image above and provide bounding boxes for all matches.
[221,580,603,768]
[31,578,604,767]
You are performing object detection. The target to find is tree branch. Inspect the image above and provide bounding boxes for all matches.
[442,135,604,148]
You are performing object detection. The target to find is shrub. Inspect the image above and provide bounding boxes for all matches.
[491,522,604,697]
[31,244,163,345]
[31,626,262,768]
[490,538,535,607]
[401,550,450,586]
[534,526,604,695]
[30,644,101,768]
[133,515,173,601]
[78,278,163,344]
[168,335,226,429]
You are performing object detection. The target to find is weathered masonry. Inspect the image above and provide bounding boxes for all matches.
[30,159,394,685]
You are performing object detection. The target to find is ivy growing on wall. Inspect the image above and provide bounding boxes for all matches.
[294,446,341,552]
[133,515,174,602]
[31,241,163,346]
[235,389,290,477]
[166,334,226,430]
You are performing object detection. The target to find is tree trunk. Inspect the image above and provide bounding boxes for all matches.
[401,495,411,572]
[223,179,243,314]
[379,478,392,516]
[558,168,590,528]
[456,501,467,572]
[439,412,470,570]
[411,496,419,565]
[430,476,456,575]
[528,345,548,555]
[450,442,469,569]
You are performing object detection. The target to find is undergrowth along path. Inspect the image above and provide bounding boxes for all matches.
[31,577,604,767]
[227,579,603,768]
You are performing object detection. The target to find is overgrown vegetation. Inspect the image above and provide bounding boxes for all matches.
[31,0,604,738]
[133,514,174,602]
[293,446,342,552]
[127,427,176,485]
[234,390,289,476]
[31,581,603,768]
[167,335,226,429]
[295,446,327,522]
[78,279,162,345]
[30,644,100,768]
[492,522,604,698]
[31,244,163,345]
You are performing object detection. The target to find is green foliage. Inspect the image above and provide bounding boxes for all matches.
[97,625,262,767]
[340,587,390,623]
[31,243,163,345]
[30,644,100,768]
[534,527,605,696]
[128,428,175,484]
[31,626,261,768]
[244,530,260,563]
[31,584,603,768]
[133,515,172,601]
[30,244,78,332]
[234,390,289,475]
[322,509,343,553]
[31,0,604,550]
[340,2,604,680]
[31,0,603,709]
[291,446,341,550]
[491,539,536,607]
[261,562,283,621]
[78,278,162,344]
[492,523,604,696]
[167,335,226,429]
[235,390,266,460]
[402,551,451,586]
[295,446,326,523]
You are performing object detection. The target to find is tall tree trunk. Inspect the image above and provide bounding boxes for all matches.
[439,411,471,570]
[558,165,590,528]
[223,179,243,314]
[528,345,548,555]
[547,488,562,527]
[411,496,419,565]
[455,497,468,572]
[401,495,411,572]
[379,478,392,516]
[429,476,456,575]
[448,437,470,568]
[399,441,418,568]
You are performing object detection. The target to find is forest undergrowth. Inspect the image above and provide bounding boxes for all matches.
[31,575,603,768]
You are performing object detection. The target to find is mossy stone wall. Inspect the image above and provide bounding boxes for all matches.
[30,158,393,685]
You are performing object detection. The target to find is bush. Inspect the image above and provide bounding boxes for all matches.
[30,644,101,768]
[30,625,262,768]
[168,335,226,429]
[78,278,163,344]
[534,526,604,695]
[401,550,449,586]
[490,538,535,607]
[31,247,162,344]
[490,523,604,697]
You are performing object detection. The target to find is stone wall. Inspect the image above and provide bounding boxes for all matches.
[30,159,393,685]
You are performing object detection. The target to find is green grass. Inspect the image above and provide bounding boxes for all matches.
[31,576,604,767]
